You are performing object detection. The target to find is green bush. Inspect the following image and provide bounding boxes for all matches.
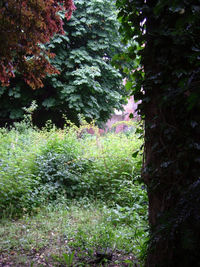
[33,130,92,201]
[0,120,145,218]
[80,132,143,205]
[0,127,41,216]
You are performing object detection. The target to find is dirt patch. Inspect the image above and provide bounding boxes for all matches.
[0,247,139,266]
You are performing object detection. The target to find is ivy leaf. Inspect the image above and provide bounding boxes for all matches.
[132,150,139,158]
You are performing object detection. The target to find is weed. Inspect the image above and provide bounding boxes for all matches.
[0,202,147,266]
[63,251,75,266]
[0,119,143,217]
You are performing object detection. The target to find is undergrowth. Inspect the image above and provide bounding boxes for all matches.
[0,116,148,264]
[0,118,144,216]
[0,200,148,266]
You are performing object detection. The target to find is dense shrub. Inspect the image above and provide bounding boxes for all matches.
[0,121,145,218]
[81,132,143,204]
[33,130,92,201]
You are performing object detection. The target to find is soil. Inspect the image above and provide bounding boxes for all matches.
[0,247,140,266]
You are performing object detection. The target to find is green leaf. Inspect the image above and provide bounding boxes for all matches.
[132,150,139,158]
[42,98,56,108]
[125,81,132,91]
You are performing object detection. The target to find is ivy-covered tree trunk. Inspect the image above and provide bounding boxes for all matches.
[116,0,200,266]
[143,2,200,266]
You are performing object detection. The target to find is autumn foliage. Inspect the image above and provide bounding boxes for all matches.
[0,0,75,88]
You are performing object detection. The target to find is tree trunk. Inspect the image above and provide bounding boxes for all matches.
[142,2,200,266]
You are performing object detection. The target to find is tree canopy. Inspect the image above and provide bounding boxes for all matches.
[0,0,75,89]
[0,0,127,127]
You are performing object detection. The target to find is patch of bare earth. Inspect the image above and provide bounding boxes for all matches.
[0,247,139,266]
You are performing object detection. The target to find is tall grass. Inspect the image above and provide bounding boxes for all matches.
[0,126,42,216]
[0,119,145,217]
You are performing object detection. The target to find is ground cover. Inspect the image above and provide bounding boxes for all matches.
[0,119,148,266]
[0,201,147,266]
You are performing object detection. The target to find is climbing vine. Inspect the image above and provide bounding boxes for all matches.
[116,0,200,266]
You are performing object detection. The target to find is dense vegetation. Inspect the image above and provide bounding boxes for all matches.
[116,0,200,266]
[1,0,199,265]
[0,116,148,265]
[0,1,149,265]
[0,0,127,127]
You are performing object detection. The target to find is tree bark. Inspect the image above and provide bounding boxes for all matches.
[142,2,200,266]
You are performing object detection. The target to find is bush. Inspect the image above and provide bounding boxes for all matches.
[0,120,145,218]
[80,132,143,205]
[33,129,92,201]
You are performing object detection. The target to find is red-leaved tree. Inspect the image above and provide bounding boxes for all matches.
[0,0,75,88]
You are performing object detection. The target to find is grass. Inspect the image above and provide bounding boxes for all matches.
[0,200,146,266]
